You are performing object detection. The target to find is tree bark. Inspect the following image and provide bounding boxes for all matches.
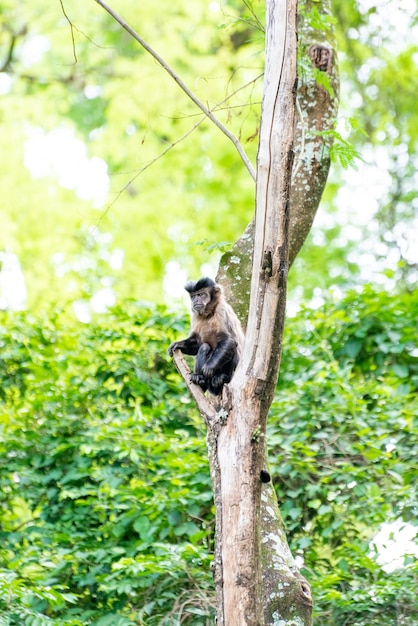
[176,1,312,624]
[217,0,340,325]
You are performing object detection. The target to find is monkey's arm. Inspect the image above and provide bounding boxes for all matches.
[168,333,200,357]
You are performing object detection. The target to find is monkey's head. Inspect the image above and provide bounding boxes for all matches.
[185,277,221,316]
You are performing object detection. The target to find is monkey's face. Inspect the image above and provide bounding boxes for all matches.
[190,289,211,314]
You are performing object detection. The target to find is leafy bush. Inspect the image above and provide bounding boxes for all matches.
[270,287,418,625]
[0,305,214,625]
[0,288,416,624]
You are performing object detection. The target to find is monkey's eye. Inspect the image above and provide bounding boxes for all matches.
[191,291,209,311]
[193,292,206,302]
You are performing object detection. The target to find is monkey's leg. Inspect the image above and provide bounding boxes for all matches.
[208,373,230,395]
[190,343,212,391]
[201,336,236,377]
[208,350,238,394]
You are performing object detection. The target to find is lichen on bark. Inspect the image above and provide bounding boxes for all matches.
[260,483,313,625]
[217,0,340,326]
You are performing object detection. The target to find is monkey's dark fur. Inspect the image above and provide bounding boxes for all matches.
[168,277,245,395]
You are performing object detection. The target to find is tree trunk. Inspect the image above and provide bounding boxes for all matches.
[217,0,340,325]
[175,1,312,623]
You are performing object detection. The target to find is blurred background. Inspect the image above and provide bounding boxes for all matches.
[1,0,416,318]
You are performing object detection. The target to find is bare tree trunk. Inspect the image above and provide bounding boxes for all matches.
[218,0,340,325]
[175,1,311,624]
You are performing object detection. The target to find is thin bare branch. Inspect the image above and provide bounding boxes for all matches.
[0,32,17,72]
[0,23,29,72]
[59,0,77,64]
[89,115,205,236]
[93,0,256,180]
[90,73,263,235]
[242,0,265,32]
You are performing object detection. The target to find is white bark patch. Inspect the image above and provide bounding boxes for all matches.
[271,616,304,626]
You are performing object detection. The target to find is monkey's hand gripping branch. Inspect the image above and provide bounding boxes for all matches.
[171,350,218,424]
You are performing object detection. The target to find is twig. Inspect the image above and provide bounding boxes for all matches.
[0,24,29,72]
[89,74,263,234]
[242,0,265,32]
[93,0,256,181]
[89,116,205,234]
[0,32,17,72]
[59,0,77,64]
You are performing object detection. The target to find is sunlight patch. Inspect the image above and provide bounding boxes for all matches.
[24,126,109,208]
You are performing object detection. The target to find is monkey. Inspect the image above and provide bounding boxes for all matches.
[168,277,245,395]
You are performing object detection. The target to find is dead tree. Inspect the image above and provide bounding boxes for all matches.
[174,1,314,623]
[96,0,339,622]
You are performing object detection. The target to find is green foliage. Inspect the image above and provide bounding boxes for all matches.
[0,5,417,624]
[0,288,416,624]
[1,0,417,308]
[0,305,214,624]
[0,0,260,307]
[310,128,364,169]
[270,287,418,624]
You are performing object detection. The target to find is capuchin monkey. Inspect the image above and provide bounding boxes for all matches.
[168,277,244,395]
